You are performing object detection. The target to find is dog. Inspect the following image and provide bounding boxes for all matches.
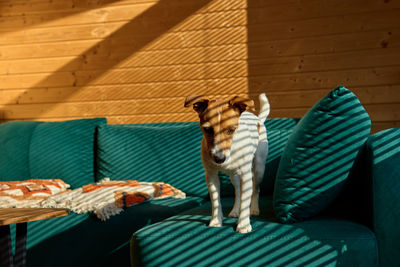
[184,93,270,233]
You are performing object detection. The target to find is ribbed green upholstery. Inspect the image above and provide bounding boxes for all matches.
[29,118,106,188]
[7,196,206,267]
[273,86,371,223]
[0,121,41,180]
[131,197,378,267]
[96,122,208,197]
[366,128,400,267]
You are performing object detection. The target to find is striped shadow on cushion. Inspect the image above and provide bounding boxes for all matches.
[273,86,371,223]
[96,122,208,197]
[29,118,107,188]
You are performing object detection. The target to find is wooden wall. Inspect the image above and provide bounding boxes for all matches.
[247,0,400,133]
[0,0,399,132]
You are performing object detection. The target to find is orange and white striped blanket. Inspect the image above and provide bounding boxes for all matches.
[41,178,186,220]
[0,179,70,208]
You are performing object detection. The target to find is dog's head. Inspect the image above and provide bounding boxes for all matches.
[185,95,255,164]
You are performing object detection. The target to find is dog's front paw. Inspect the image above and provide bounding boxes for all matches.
[236,224,252,234]
[209,218,222,227]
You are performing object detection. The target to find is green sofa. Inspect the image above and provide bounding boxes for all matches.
[0,117,399,267]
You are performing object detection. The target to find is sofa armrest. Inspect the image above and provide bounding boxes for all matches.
[366,128,400,267]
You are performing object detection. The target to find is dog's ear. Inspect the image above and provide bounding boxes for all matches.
[184,95,209,114]
[229,96,255,114]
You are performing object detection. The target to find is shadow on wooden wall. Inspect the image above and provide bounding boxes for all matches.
[0,0,212,121]
[246,0,400,132]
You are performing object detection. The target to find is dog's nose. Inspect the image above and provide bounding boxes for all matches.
[213,155,226,164]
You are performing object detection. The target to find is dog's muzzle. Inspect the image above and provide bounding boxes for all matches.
[213,154,226,164]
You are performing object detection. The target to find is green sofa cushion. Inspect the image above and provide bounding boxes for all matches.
[97,122,208,197]
[0,121,41,180]
[366,128,400,267]
[273,86,371,223]
[11,196,206,267]
[131,197,378,267]
[29,118,106,188]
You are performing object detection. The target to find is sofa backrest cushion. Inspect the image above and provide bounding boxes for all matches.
[96,122,208,197]
[0,121,42,181]
[273,86,371,223]
[29,118,107,188]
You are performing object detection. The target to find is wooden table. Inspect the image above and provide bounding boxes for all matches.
[0,208,69,267]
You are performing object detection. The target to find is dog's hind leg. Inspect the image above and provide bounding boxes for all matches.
[251,140,268,216]
[228,174,240,218]
[237,168,253,233]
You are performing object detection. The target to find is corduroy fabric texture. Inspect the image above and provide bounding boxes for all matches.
[96,122,208,197]
[0,121,41,181]
[366,128,400,267]
[273,86,371,223]
[8,196,205,267]
[29,118,107,188]
[131,197,378,267]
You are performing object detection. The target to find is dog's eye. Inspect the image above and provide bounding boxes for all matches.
[227,127,236,135]
[203,127,214,135]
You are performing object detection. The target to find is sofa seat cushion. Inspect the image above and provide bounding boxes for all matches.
[131,197,378,267]
[11,196,206,267]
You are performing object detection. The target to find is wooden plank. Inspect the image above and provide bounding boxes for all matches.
[364,103,400,122]
[248,47,400,76]
[0,9,246,46]
[0,40,99,60]
[1,63,399,91]
[3,45,399,77]
[0,43,247,74]
[1,28,397,61]
[3,84,398,109]
[0,25,246,56]
[248,9,400,43]
[248,65,400,92]
[373,121,400,133]
[3,0,398,31]
[0,77,249,104]
[1,0,398,28]
[0,2,154,30]
[0,72,76,90]
[0,60,247,89]
[251,85,400,108]
[0,208,69,226]
[1,5,247,35]
[0,0,157,16]
[0,0,245,17]
[248,29,400,59]
[248,0,400,24]
[2,8,399,47]
[2,98,399,122]
[267,104,400,124]
[73,60,247,86]
[0,98,215,119]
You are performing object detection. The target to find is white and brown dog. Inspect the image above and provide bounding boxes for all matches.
[185,93,270,233]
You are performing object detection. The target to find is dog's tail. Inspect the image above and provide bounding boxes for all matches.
[258,93,270,124]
